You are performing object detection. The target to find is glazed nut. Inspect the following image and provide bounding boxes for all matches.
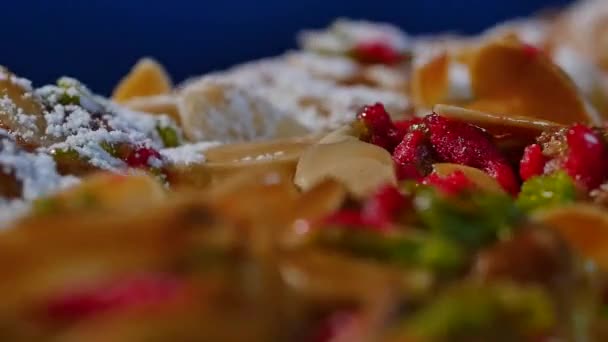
[295,133,396,198]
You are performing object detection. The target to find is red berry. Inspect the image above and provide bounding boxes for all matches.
[393,117,423,135]
[564,124,608,189]
[46,274,186,320]
[310,310,358,342]
[423,114,519,195]
[395,163,424,181]
[522,43,541,59]
[324,210,369,228]
[358,103,405,152]
[486,160,520,196]
[422,170,472,196]
[520,144,546,181]
[126,146,162,168]
[369,132,394,151]
[357,103,393,134]
[353,41,401,65]
[362,184,407,227]
[392,130,434,180]
[323,185,406,231]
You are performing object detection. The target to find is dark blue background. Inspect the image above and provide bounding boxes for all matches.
[3,0,572,94]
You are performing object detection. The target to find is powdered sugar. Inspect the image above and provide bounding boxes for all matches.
[160,141,221,165]
[299,18,411,54]
[186,55,409,133]
[0,129,77,201]
[179,79,289,142]
[239,151,285,162]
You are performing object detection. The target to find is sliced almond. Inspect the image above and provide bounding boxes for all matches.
[122,94,181,123]
[0,68,47,147]
[469,39,598,125]
[533,204,608,271]
[411,52,450,108]
[112,58,172,103]
[178,80,306,142]
[31,172,166,216]
[168,135,318,188]
[295,134,396,198]
[434,104,563,138]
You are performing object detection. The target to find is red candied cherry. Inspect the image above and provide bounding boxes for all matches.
[324,210,370,228]
[423,113,519,195]
[323,185,407,231]
[361,184,407,226]
[45,273,187,320]
[353,40,401,65]
[126,146,162,168]
[486,160,521,196]
[395,163,424,181]
[393,117,423,135]
[522,43,542,59]
[564,124,608,189]
[422,170,472,196]
[357,103,405,151]
[393,130,435,180]
[310,310,359,342]
[357,103,393,135]
[520,144,547,181]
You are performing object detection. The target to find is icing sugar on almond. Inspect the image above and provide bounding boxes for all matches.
[0,129,78,201]
[160,141,221,165]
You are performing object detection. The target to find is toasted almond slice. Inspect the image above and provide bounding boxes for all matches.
[295,134,396,198]
[280,250,401,301]
[533,204,608,270]
[432,163,506,195]
[204,135,318,164]
[122,94,181,123]
[33,172,166,216]
[469,39,599,125]
[167,136,318,188]
[434,104,563,137]
[0,68,47,147]
[112,58,172,103]
[411,52,450,108]
[178,80,307,142]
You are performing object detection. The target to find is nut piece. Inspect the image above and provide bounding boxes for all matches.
[295,127,396,198]
[112,58,172,103]
[178,80,308,142]
[533,204,608,271]
[122,94,181,124]
[0,67,47,146]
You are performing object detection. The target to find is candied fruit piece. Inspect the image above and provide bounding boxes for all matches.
[361,184,407,227]
[393,130,434,180]
[45,274,186,320]
[414,186,520,249]
[352,41,401,65]
[422,170,472,196]
[423,114,518,195]
[520,144,547,181]
[563,124,608,190]
[516,171,577,213]
[522,43,542,59]
[323,210,370,228]
[357,103,393,136]
[156,125,180,148]
[324,185,406,231]
[125,146,162,168]
[309,310,359,342]
[400,283,555,340]
[357,103,403,151]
